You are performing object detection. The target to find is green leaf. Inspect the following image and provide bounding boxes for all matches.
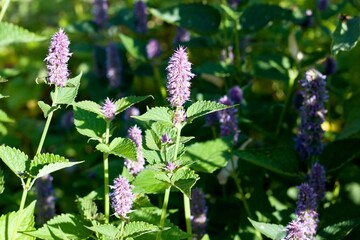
[53,73,82,105]
[30,153,83,180]
[96,137,137,160]
[0,201,36,240]
[171,169,199,197]
[73,102,106,141]
[133,169,169,194]
[149,3,221,35]
[123,221,159,238]
[76,191,102,221]
[317,218,360,240]
[240,4,294,32]
[253,54,292,82]
[319,139,360,173]
[74,100,102,116]
[37,101,59,118]
[145,122,177,151]
[0,167,4,194]
[0,22,46,46]
[115,95,151,114]
[86,224,117,239]
[332,17,360,55]
[0,145,29,178]
[22,214,92,240]
[248,218,286,240]
[0,109,14,123]
[134,107,173,125]
[235,147,300,178]
[186,101,228,124]
[338,93,360,139]
[119,33,146,61]
[182,139,230,173]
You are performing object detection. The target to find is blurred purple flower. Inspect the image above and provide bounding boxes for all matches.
[309,162,326,204]
[93,0,108,30]
[284,210,318,240]
[123,107,140,120]
[301,9,314,28]
[218,95,239,143]
[323,56,337,75]
[106,42,122,88]
[228,0,239,9]
[295,69,328,160]
[165,161,176,172]
[191,188,207,239]
[109,176,134,219]
[134,0,147,34]
[296,183,317,214]
[228,85,243,104]
[101,97,117,121]
[173,27,190,45]
[317,0,328,11]
[125,125,145,175]
[146,39,161,59]
[45,28,72,87]
[61,110,74,129]
[35,174,56,225]
[205,112,219,127]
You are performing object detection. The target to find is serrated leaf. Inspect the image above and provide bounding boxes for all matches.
[0,109,14,123]
[0,22,46,46]
[133,169,169,194]
[332,17,360,55]
[235,147,301,178]
[116,96,151,114]
[52,73,82,105]
[134,107,173,125]
[123,221,159,238]
[76,191,101,221]
[37,101,59,118]
[182,139,230,173]
[73,102,106,141]
[317,218,360,240]
[96,137,137,160]
[249,218,286,240]
[86,224,118,239]
[119,33,146,61]
[36,161,83,180]
[0,167,4,194]
[186,101,228,124]
[0,201,36,240]
[0,145,28,178]
[74,100,102,116]
[171,169,199,197]
[142,149,162,164]
[22,213,92,240]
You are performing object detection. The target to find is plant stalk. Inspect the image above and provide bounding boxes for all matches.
[0,0,10,22]
[104,121,111,224]
[183,193,192,240]
[156,186,171,240]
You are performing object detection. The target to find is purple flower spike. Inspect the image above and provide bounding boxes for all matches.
[106,42,122,88]
[45,28,72,87]
[146,39,161,59]
[93,0,108,30]
[173,108,186,127]
[191,188,207,239]
[218,95,239,143]
[296,183,317,214]
[125,125,145,175]
[134,0,147,34]
[229,85,243,104]
[109,176,134,219]
[35,174,56,225]
[166,46,195,108]
[284,211,318,240]
[309,163,326,203]
[101,97,117,121]
[295,69,328,161]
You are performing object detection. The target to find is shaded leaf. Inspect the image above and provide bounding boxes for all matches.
[76,191,101,221]
[119,33,146,61]
[134,107,173,125]
[96,137,137,160]
[0,145,28,178]
[86,224,117,239]
[338,94,360,139]
[186,101,228,124]
[37,101,59,118]
[74,100,102,116]
[0,22,46,46]
[332,17,360,55]
[171,169,199,197]
[115,95,151,114]
[317,218,360,240]
[0,167,4,194]
[249,218,286,240]
[123,221,159,238]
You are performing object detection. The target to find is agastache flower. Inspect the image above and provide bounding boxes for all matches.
[125,125,145,175]
[109,176,134,219]
[134,0,147,34]
[191,188,208,239]
[35,174,56,225]
[295,69,328,161]
[101,97,117,121]
[93,0,108,30]
[45,28,72,87]
[228,85,243,104]
[146,39,161,59]
[218,95,239,144]
[106,42,122,88]
[309,163,326,204]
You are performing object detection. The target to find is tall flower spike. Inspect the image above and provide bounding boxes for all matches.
[218,95,239,144]
[125,125,145,175]
[35,174,56,225]
[93,0,108,30]
[101,97,117,121]
[295,69,328,161]
[166,46,195,108]
[45,28,72,87]
[106,42,122,88]
[134,0,147,34]
[109,176,134,219]
[228,85,243,104]
[191,188,208,239]
[309,162,326,204]
[296,183,317,214]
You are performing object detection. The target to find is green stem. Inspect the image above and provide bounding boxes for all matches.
[156,186,171,240]
[173,125,182,162]
[104,121,111,224]
[119,221,126,240]
[183,194,192,240]
[0,0,10,22]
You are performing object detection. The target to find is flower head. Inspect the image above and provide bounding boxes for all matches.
[295,69,328,160]
[218,95,239,144]
[109,176,134,219]
[93,0,108,30]
[309,163,326,204]
[191,188,207,239]
[284,210,318,240]
[106,42,122,88]
[165,161,176,172]
[146,39,161,59]
[35,174,56,225]
[161,134,172,145]
[101,97,117,121]
[45,28,72,87]
[134,0,147,34]
[166,46,195,108]
[296,183,317,214]
[173,27,190,45]
[125,125,145,175]
[229,85,243,104]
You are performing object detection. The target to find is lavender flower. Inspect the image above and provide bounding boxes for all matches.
[166,46,194,108]
[125,125,145,175]
[295,69,328,161]
[93,0,108,30]
[146,39,161,59]
[45,28,72,87]
[134,0,147,34]
[101,97,117,121]
[309,163,326,204]
[228,85,243,104]
[106,42,122,88]
[35,174,56,225]
[173,27,190,45]
[191,188,207,239]
[109,176,134,219]
[123,107,140,120]
[296,183,317,214]
[173,108,187,127]
[218,95,239,143]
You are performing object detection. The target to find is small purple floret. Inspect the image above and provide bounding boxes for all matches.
[228,85,243,104]
[146,39,161,59]
[101,97,117,121]
[309,163,326,204]
[125,125,145,175]
[109,176,134,219]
